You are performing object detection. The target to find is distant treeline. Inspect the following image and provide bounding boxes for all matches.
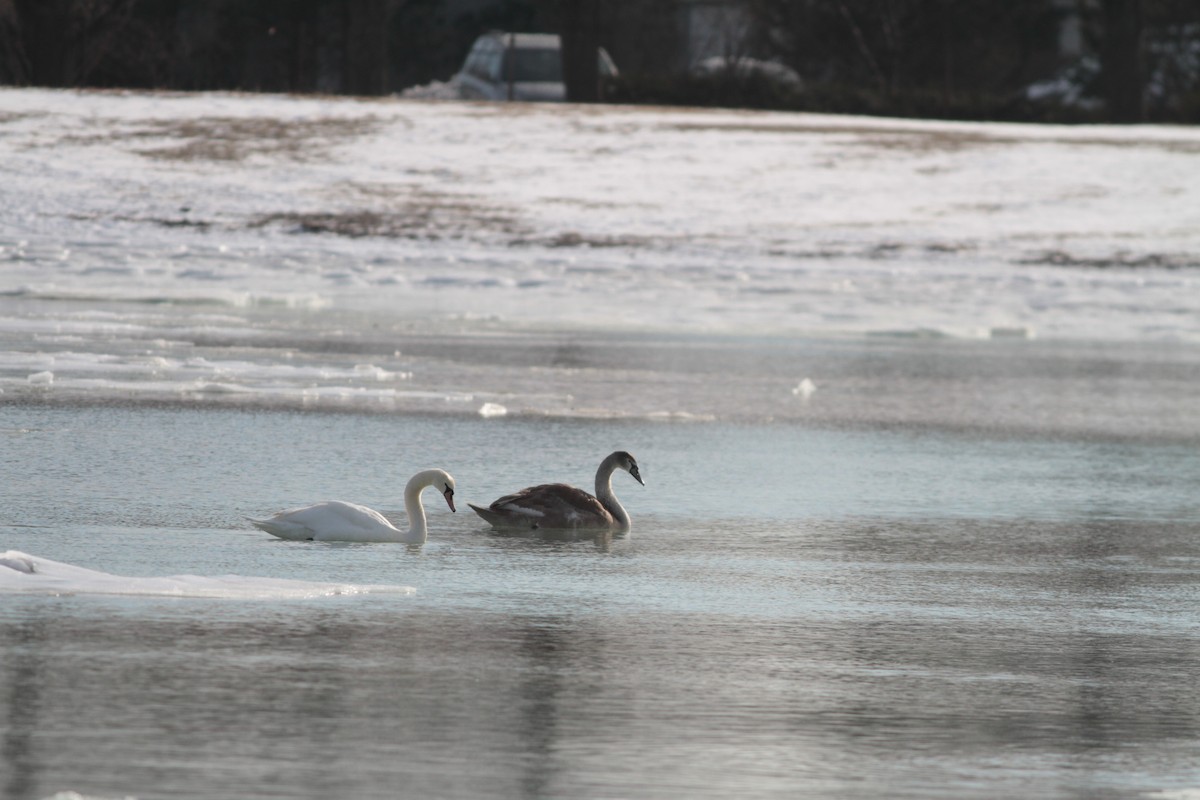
[1,0,1198,123]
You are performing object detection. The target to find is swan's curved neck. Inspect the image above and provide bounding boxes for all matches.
[594,456,630,529]
[403,471,435,542]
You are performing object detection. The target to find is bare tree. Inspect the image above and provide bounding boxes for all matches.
[746,0,1062,114]
[1077,0,1200,122]
[0,0,30,83]
[343,0,402,95]
[557,0,601,102]
[0,0,136,86]
[1100,0,1145,120]
[833,0,888,94]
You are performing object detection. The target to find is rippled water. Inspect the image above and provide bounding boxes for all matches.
[3,397,1200,800]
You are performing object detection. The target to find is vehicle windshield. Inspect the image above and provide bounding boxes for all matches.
[503,48,562,83]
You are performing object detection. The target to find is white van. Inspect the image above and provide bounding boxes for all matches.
[454,31,618,102]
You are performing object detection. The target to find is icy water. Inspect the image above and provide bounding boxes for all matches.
[4,385,1200,800]
[3,89,1200,799]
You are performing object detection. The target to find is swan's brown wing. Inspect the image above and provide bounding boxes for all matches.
[479,483,614,529]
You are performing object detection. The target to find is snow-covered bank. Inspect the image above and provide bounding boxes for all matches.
[0,88,1198,425]
[1,87,1197,341]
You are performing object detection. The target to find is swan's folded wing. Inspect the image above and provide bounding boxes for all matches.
[255,501,393,539]
[249,516,309,539]
[311,501,393,530]
[489,484,614,528]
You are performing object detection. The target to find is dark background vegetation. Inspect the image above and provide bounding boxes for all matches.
[1,0,1197,123]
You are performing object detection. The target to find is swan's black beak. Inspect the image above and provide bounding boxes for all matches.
[630,465,644,486]
[444,485,457,512]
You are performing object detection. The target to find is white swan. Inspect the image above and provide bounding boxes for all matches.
[469,451,643,530]
[249,469,456,543]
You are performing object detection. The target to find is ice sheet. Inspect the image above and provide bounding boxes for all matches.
[0,550,414,598]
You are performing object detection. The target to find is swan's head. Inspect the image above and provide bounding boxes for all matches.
[440,473,457,512]
[615,451,644,486]
[410,469,457,512]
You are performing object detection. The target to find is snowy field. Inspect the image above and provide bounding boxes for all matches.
[1,87,1198,341]
[0,88,1198,433]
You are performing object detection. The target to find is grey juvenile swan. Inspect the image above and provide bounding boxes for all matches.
[469,451,643,530]
[249,469,456,543]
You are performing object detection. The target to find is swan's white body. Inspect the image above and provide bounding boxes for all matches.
[250,469,456,543]
[469,451,642,531]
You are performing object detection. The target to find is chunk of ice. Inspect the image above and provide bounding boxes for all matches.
[478,402,508,418]
[791,378,817,399]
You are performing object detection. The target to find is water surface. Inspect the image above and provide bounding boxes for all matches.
[3,403,1200,800]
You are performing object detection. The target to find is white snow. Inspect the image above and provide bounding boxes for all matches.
[0,87,1198,407]
[0,550,414,598]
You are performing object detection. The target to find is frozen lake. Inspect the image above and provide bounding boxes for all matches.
[2,88,1200,800]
